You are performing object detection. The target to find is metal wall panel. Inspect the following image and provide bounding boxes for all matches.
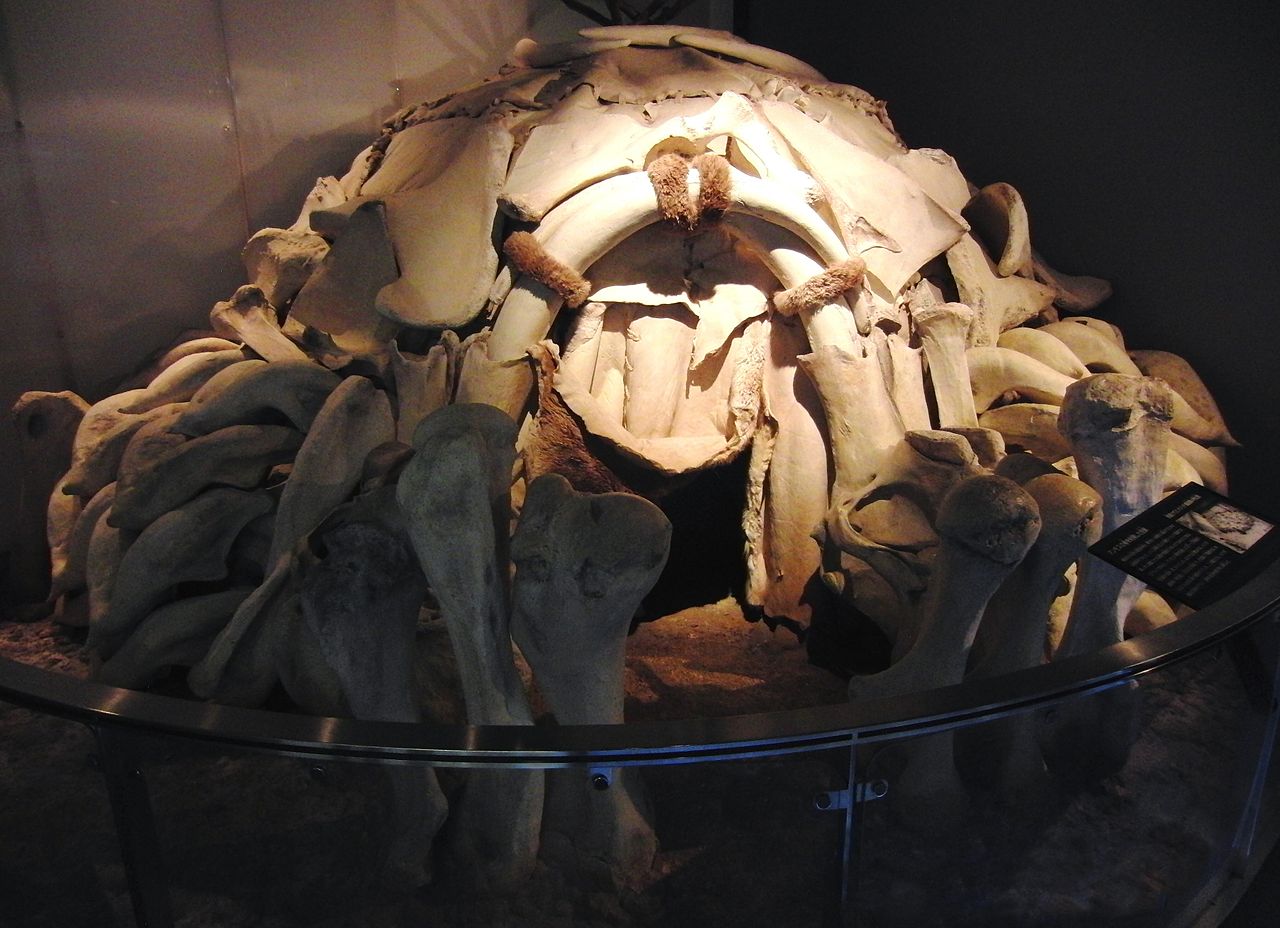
[1,0,248,397]
[221,0,400,233]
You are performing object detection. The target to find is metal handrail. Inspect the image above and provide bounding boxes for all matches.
[3,557,1280,768]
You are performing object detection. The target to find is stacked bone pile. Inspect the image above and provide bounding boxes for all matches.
[9,25,1238,877]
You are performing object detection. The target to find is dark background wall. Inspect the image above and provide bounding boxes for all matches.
[742,0,1280,517]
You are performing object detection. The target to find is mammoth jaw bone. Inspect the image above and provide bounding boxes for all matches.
[456,162,867,418]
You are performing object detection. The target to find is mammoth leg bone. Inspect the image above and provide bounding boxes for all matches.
[1039,374,1173,785]
[850,475,1041,826]
[298,517,447,887]
[958,474,1103,791]
[510,473,671,887]
[396,403,542,892]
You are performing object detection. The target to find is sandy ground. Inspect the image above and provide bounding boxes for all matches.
[0,602,1273,927]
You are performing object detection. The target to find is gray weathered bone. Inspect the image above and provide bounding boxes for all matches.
[296,512,448,887]
[96,589,254,688]
[187,376,393,705]
[396,403,542,891]
[173,359,339,436]
[509,473,670,887]
[10,391,87,604]
[88,487,273,660]
[110,425,304,531]
[61,394,181,500]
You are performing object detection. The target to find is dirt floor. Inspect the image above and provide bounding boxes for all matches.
[0,602,1273,927]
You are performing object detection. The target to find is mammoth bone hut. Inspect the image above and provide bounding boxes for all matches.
[9,25,1239,892]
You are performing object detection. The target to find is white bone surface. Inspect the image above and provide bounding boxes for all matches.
[963,182,1032,278]
[209,285,310,364]
[761,100,967,295]
[946,234,1055,346]
[365,117,514,329]
[914,302,978,428]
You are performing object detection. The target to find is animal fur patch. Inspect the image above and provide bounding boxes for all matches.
[502,232,592,308]
[772,257,867,317]
[646,153,698,230]
[692,153,731,219]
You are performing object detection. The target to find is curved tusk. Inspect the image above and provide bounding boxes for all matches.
[463,166,865,415]
[671,32,827,81]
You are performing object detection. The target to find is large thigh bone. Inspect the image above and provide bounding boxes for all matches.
[395,403,542,891]
[1055,374,1172,657]
[296,514,448,887]
[849,475,1040,823]
[1041,374,1173,784]
[510,474,671,885]
[959,474,1102,790]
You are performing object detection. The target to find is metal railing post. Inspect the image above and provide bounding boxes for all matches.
[93,726,174,928]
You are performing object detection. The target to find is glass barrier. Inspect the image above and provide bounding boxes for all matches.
[2,562,1279,928]
[847,613,1280,928]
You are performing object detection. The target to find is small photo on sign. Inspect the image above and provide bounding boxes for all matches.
[1175,502,1273,555]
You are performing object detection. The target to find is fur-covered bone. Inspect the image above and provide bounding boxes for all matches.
[503,231,593,309]
[773,258,867,318]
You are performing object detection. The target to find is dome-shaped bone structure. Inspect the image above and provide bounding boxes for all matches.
[8,26,1245,864]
